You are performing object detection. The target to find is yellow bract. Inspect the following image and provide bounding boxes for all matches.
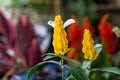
[53,15,68,55]
[82,29,98,60]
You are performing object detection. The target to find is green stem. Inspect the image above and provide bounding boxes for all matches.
[61,56,64,80]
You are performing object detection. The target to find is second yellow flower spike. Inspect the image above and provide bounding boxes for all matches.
[82,29,101,60]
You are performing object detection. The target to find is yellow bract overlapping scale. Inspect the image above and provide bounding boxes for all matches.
[53,15,68,54]
[82,29,98,60]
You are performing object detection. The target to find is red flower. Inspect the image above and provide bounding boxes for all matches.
[98,14,115,55]
[67,15,82,44]
[67,15,82,59]
[82,16,95,38]
[67,50,78,59]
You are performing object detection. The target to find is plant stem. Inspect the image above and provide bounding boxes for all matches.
[61,57,64,80]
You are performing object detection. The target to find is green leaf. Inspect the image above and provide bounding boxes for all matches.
[82,61,92,76]
[43,53,81,65]
[91,67,120,75]
[42,53,54,57]
[113,51,120,66]
[26,61,60,80]
[68,48,75,51]
[82,61,92,69]
[66,65,89,80]
[43,55,56,61]
[113,27,120,37]
[65,75,75,80]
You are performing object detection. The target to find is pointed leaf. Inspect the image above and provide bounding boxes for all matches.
[82,61,92,76]
[43,53,81,65]
[65,75,75,80]
[82,60,92,69]
[66,65,89,80]
[43,55,56,61]
[91,67,120,75]
[26,61,60,80]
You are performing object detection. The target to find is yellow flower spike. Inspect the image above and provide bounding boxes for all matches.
[48,15,75,55]
[82,29,102,60]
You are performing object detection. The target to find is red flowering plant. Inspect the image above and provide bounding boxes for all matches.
[113,27,120,53]
[27,15,120,80]
[98,14,116,55]
[98,14,120,55]
[67,15,82,59]
[97,14,120,66]
[82,16,95,37]
[87,14,120,80]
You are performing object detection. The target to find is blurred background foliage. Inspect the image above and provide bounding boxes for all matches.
[68,0,97,24]
[1,0,119,25]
